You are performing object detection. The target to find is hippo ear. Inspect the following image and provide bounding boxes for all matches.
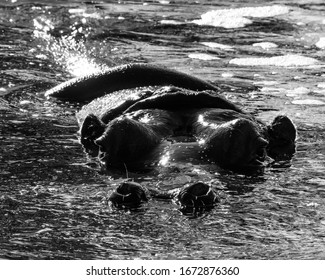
[268,115,296,143]
[80,114,106,155]
[267,115,296,160]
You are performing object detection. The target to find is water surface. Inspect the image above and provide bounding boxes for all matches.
[1,0,325,259]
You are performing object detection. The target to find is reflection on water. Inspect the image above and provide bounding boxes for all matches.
[1,0,325,259]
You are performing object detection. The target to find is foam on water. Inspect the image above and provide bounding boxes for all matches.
[193,5,290,28]
[252,42,278,50]
[315,37,325,49]
[229,54,319,67]
[160,19,184,25]
[201,42,234,51]
[68,8,103,20]
[291,99,325,105]
[221,72,234,78]
[260,86,286,93]
[254,80,279,86]
[286,87,310,97]
[188,53,220,60]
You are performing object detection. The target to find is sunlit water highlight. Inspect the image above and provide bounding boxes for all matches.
[1,0,325,260]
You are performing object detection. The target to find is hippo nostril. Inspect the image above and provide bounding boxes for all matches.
[177,182,219,209]
[109,181,148,209]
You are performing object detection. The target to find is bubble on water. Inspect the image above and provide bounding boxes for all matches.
[188,53,220,61]
[193,5,289,29]
[229,54,319,67]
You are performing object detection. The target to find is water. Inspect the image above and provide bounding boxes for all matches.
[1,0,325,260]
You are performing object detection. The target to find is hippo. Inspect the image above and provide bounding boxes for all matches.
[46,63,296,212]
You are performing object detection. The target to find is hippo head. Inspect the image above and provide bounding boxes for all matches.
[203,118,269,172]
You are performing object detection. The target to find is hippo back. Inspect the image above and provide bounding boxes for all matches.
[76,86,243,126]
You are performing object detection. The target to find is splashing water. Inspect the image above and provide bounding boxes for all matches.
[33,16,106,77]
[193,5,290,28]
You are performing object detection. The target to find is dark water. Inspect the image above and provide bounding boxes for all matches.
[1,0,325,259]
